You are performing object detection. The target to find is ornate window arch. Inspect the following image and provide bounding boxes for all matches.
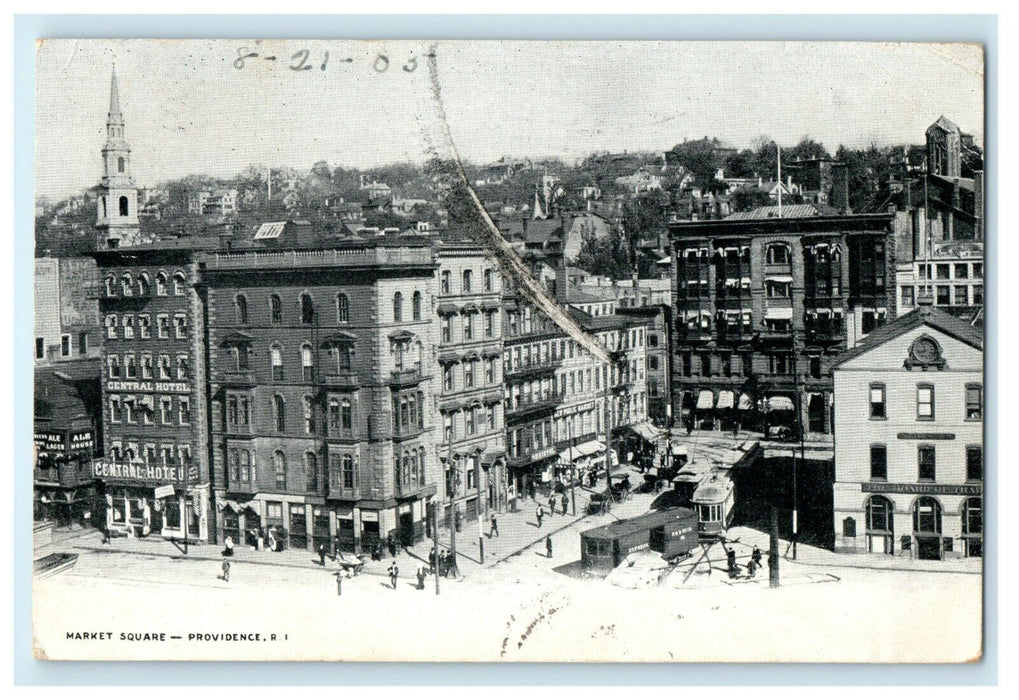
[393,292,403,322]
[272,394,286,432]
[235,294,249,325]
[336,293,350,323]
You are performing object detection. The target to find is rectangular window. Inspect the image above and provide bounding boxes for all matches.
[174,314,188,339]
[869,384,886,419]
[965,384,982,420]
[901,286,915,307]
[161,398,172,424]
[138,314,151,339]
[141,354,153,379]
[918,445,936,481]
[936,286,950,306]
[78,331,88,355]
[973,285,983,305]
[110,397,121,423]
[179,398,191,425]
[870,445,887,480]
[954,285,968,305]
[966,445,982,481]
[936,264,951,280]
[35,337,44,360]
[60,335,70,357]
[157,314,169,339]
[954,263,969,279]
[916,384,935,420]
[122,315,134,339]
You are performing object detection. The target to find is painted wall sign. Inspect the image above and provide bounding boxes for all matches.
[862,482,981,496]
[34,431,65,452]
[106,380,191,394]
[896,432,956,441]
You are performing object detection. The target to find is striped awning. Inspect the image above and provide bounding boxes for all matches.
[738,393,754,411]
[767,396,795,412]
[696,390,715,410]
[716,390,735,410]
[765,306,794,320]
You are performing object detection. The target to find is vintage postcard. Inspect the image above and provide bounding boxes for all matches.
[31,39,985,662]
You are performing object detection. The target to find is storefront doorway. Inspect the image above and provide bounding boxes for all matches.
[962,497,982,557]
[913,496,943,561]
[865,495,894,554]
[289,504,308,550]
[807,393,827,433]
[398,508,414,547]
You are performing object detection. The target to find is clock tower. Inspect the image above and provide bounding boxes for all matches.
[95,67,141,248]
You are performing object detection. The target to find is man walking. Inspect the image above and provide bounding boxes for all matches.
[545,534,553,559]
[490,514,499,538]
[416,565,427,590]
[548,493,556,516]
[535,505,544,528]
[318,542,327,567]
[221,559,231,583]
[561,493,569,516]
[388,561,399,590]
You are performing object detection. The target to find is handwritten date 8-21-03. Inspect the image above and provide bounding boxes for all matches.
[233,47,429,74]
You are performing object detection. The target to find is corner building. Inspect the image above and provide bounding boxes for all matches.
[202,242,440,553]
[831,302,983,560]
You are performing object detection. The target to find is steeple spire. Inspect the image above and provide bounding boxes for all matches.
[108,66,123,125]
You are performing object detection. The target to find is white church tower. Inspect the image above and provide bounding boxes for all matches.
[95,67,141,248]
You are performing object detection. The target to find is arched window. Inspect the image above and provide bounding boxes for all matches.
[235,295,249,325]
[272,395,286,432]
[329,398,340,430]
[341,399,353,432]
[766,243,790,265]
[300,293,314,324]
[866,496,894,534]
[303,396,315,434]
[305,452,317,492]
[229,448,240,483]
[270,344,284,381]
[156,272,167,296]
[484,268,493,291]
[462,269,473,292]
[104,276,116,296]
[119,196,129,217]
[393,292,403,322]
[412,291,422,321]
[913,496,943,534]
[121,273,133,296]
[336,293,349,323]
[273,450,287,489]
[137,273,149,296]
[117,156,125,173]
[172,272,186,296]
[100,197,107,218]
[441,271,451,294]
[301,344,314,381]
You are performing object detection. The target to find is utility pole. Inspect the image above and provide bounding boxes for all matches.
[568,419,576,516]
[769,504,780,588]
[477,458,484,564]
[430,501,439,595]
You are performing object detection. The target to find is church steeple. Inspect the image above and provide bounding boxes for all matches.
[96,66,140,248]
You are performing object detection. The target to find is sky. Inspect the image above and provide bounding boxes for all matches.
[34,39,985,201]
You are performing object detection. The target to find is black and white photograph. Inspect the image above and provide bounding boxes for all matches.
[30,38,985,663]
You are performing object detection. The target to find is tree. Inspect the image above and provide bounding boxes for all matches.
[621,190,670,244]
[574,228,633,280]
[666,138,721,187]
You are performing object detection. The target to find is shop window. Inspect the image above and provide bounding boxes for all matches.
[965,384,982,420]
[866,496,893,533]
[962,497,982,539]
[918,445,936,481]
[913,496,942,534]
[870,445,887,480]
[916,384,935,420]
[966,445,982,481]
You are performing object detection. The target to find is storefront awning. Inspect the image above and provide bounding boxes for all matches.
[766,396,795,412]
[575,439,605,457]
[716,390,735,410]
[765,307,794,320]
[672,444,689,457]
[630,421,661,442]
[738,393,754,411]
[696,390,715,410]
[766,275,794,283]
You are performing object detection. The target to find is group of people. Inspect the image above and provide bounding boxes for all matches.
[534,492,571,528]
[428,546,459,578]
[722,543,764,580]
[369,533,401,561]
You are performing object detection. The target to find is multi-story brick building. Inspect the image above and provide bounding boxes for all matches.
[34,257,103,366]
[831,301,983,560]
[668,212,897,438]
[92,239,216,541]
[435,239,507,528]
[201,236,440,553]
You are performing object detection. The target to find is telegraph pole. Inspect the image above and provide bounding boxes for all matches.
[568,420,577,516]
[477,459,485,564]
[430,501,439,595]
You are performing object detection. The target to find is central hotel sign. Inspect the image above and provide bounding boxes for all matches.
[863,482,982,496]
[106,380,191,394]
[93,460,188,483]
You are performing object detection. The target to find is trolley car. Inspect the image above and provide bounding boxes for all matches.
[690,473,735,538]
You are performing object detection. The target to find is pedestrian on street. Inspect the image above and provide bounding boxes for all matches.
[335,571,343,596]
[545,534,553,559]
[221,559,231,583]
[490,514,499,538]
[416,565,426,590]
[548,494,556,516]
[388,561,399,590]
[387,532,397,557]
[223,535,235,557]
[752,545,763,569]
[746,556,759,578]
[724,544,738,579]
[536,505,544,528]
[561,493,569,515]
[101,525,111,545]
[333,535,341,559]
[318,542,327,566]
